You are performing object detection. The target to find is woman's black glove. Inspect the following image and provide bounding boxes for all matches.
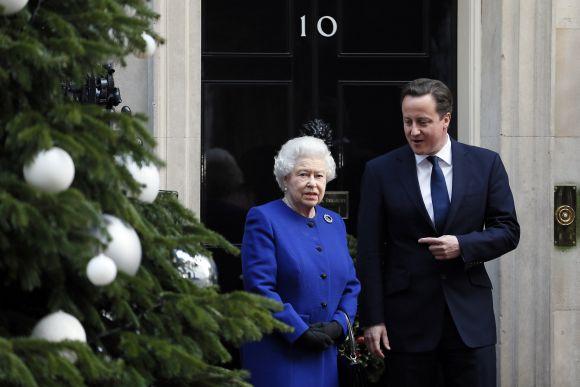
[310,321,343,342]
[295,328,334,351]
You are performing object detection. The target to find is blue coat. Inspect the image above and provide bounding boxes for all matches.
[241,199,360,387]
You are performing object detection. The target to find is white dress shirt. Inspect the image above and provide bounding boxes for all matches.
[414,135,453,224]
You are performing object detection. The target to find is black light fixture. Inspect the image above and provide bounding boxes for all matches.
[64,64,122,110]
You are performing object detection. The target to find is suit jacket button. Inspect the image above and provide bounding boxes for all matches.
[307,221,315,228]
[320,273,327,279]
[321,302,327,308]
[316,245,323,252]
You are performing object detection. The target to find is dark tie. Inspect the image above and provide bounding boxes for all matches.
[427,156,450,232]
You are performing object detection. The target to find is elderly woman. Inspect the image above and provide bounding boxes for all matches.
[241,136,360,387]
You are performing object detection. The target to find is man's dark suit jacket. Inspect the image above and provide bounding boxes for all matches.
[357,139,520,352]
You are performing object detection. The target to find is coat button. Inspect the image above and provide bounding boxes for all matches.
[320,273,327,279]
[321,302,327,308]
[307,221,314,228]
[316,245,323,252]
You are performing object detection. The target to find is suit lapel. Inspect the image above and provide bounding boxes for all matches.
[396,146,436,232]
[442,140,468,232]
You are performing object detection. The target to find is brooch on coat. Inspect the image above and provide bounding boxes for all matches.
[323,214,333,223]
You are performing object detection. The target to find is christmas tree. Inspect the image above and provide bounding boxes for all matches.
[0,1,287,385]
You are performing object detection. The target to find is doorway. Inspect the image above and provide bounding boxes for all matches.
[201,0,457,247]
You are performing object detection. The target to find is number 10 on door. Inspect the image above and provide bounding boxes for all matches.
[300,15,337,37]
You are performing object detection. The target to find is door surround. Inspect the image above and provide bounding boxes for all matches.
[457,0,481,146]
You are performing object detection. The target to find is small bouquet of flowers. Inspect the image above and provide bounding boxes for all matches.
[338,318,386,384]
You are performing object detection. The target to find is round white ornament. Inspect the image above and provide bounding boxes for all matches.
[135,32,156,58]
[102,214,142,276]
[0,0,28,16]
[124,5,136,17]
[86,253,118,286]
[125,159,160,203]
[31,311,87,343]
[31,310,86,363]
[23,147,75,193]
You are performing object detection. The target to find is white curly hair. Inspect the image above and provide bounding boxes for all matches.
[273,136,336,191]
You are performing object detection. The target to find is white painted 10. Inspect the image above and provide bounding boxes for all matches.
[300,15,337,37]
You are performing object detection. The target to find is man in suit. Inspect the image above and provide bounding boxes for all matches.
[357,78,519,387]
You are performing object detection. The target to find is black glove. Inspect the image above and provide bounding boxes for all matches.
[295,328,333,351]
[310,321,343,342]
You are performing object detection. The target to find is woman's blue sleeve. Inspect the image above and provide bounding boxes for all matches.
[241,207,309,343]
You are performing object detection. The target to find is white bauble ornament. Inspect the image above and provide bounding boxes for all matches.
[172,249,218,288]
[86,254,117,286]
[31,311,87,342]
[31,310,86,363]
[23,147,75,193]
[0,0,28,15]
[125,159,160,203]
[135,32,156,58]
[103,214,142,276]
[124,5,136,17]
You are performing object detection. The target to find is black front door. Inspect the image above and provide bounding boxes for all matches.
[201,0,457,249]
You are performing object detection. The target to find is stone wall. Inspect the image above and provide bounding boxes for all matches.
[152,0,202,214]
[552,1,580,385]
[481,0,579,385]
